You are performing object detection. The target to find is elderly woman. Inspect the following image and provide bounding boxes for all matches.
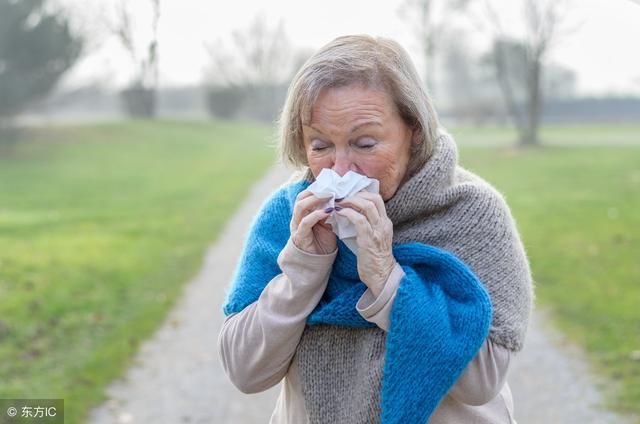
[219,35,532,424]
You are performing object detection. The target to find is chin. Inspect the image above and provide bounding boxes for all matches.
[381,181,405,201]
[380,188,393,202]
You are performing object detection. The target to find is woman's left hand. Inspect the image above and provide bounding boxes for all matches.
[335,191,397,297]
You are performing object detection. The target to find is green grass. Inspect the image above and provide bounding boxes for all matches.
[453,128,640,419]
[0,120,275,423]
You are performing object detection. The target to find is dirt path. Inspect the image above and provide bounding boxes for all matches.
[88,163,629,424]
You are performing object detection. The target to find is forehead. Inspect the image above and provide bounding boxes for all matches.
[307,84,398,128]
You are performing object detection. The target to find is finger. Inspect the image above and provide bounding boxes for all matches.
[336,194,381,225]
[296,208,333,237]
[292,193,330,230]
[296,189,333,204]
[295,189,314,202]
[355,191,388,220]
[335,206,371,240]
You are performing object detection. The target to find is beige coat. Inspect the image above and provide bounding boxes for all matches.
[219,239,517,423]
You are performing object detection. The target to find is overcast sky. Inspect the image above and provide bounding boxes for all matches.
[62,0,640,96]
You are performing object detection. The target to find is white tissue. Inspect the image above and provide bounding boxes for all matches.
[307,168,380,253]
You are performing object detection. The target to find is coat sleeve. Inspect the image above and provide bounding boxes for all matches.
[218,239,337,393]
[447,338,512,405]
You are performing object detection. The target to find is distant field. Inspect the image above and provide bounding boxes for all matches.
[0,120,275,423]
[453,128,640,418]
[452,123,640,146]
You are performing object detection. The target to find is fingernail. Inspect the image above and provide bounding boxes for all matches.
[335,197,344,202]
[335,206,342,211]
[324,207,334,213]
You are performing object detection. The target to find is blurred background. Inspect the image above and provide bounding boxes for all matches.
[0,0,638,423]
[7,0,640,126]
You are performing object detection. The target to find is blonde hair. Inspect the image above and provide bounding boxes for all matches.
[277,34,440,179]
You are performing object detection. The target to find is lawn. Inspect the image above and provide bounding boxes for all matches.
[0,120,276,423]
[453,126,640,419]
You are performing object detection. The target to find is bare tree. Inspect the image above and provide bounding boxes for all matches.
[442,35,503,125]
[204,14,293,88]
[107,0,160,90]
[483,0,574,146]
[203,15,298,121]
[398,0,470,99]
[106,0,161,117]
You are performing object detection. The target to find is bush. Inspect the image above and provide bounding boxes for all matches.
[120,85,157,118]
[205,85,246,119]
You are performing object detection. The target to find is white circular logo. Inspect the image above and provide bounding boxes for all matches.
[6,406,17,417]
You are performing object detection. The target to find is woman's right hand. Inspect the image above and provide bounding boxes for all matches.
[290,189,337,255]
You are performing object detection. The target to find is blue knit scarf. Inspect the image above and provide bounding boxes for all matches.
[223,180,492,423]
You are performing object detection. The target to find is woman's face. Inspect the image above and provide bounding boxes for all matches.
[302,84,415,201]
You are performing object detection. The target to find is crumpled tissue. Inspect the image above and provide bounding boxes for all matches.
[307,168,379,253]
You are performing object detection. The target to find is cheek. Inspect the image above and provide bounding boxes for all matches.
[360,158,393,180]
[365,147,410,198]
[369,147,407,177]
[361,154,405,193]
[307,155,331,177]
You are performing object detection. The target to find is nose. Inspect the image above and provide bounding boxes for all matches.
[331,150,357,177]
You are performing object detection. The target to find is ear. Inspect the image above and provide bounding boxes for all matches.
[410,126,422,148]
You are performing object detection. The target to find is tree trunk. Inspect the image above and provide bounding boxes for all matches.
[421,0,436,98]
[520,57,542,146]
[493,42,526,140]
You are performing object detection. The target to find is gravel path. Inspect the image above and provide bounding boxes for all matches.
[510,311,630,424]
[88,163,630,424]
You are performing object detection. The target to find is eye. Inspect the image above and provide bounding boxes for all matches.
[310,139,330,152]
[355,137,377,149]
